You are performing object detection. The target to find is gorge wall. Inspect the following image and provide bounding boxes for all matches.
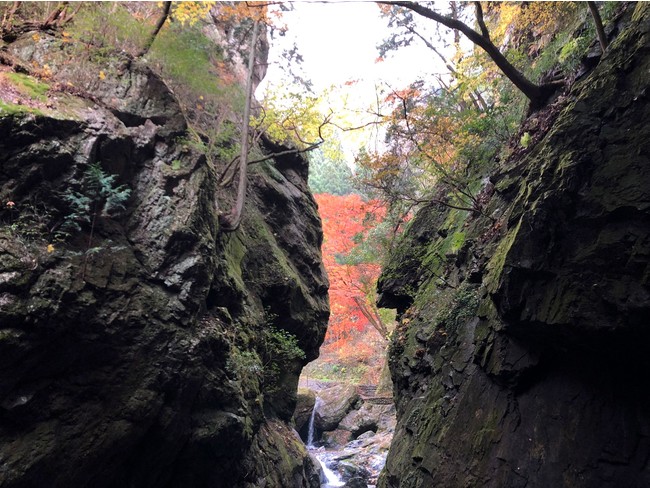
[0,16,328,488]
[378,4,650,487]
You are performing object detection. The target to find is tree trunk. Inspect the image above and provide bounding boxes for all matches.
[588,1,608,53]
[220,20,259,232]
[136,1,171,59]
[353,296,389,340]
[43,2,68,28]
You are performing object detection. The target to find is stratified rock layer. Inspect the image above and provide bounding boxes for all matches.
[0,30,328,488]
[378,5,650,488]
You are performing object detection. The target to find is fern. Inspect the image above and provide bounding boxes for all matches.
[61,191,91,232]
[61,163,131,279]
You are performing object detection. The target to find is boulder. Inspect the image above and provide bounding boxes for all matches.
[343,478,368,488]
[322,429,353,447]
[338,404,379,439]
[315,383,359,431]
[0,22,329,488]
[337,460,371,483]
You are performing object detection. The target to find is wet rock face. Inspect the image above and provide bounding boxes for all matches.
[295,388,317,437]
[379,5,650,488]
[0,32,328,488]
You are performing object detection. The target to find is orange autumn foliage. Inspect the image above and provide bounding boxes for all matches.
[315,193,386,351]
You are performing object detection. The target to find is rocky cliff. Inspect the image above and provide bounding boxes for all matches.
[378,4,650,487]
[0,17,328,488]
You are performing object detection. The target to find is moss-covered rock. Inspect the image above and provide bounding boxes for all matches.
[379,5,650,488]
[0,22,327,488]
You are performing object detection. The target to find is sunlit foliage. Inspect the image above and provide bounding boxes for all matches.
[316,193,389,348]
[360,1,617,221]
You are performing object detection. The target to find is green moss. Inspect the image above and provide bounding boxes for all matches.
[484,217,522,293]
[0,101,45,116]
[438,284,480,335]
[259,161,285,183]
[449,231,466,254]
[632,1,650,21]
[471,411,500,454]
[149,22,238,103]
[495,174,518,193]
[222,232,248,293]
[242,207,302,289]
[0,329,23,342]
[67,3,151,57]
[6,72,50,101]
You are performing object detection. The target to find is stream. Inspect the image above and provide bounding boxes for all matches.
[306,396,389,488]
[313,448,345,488]
[307,399,345,487]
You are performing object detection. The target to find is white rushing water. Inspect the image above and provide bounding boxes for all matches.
[320,461,345,487]
[307,396,322,447]
[306,397,345,486]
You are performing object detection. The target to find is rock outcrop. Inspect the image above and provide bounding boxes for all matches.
[0,19,328,488]
[296,383,396,486]
[378,4,650,488]
[314,383,360,432]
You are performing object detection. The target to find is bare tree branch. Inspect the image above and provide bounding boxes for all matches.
[135,1,171,59]
[219,110,331,187]
[1,2,21,33]
[353,296,389,340]
[378,1,563,108]
[473,1,490,40]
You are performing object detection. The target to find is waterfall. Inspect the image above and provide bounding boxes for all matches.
[307,396,322,447]
[306,397,344,487]
[321,462,345,487]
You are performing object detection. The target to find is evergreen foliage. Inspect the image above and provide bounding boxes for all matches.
[308,149,356,196]
[260,325,306,393]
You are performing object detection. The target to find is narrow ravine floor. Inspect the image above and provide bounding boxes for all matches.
[299,380,395,487]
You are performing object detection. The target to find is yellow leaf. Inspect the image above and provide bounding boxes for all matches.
[47,244,55,253]
[32,33,40,42]
[99,71,106,80]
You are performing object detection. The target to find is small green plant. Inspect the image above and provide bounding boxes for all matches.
[259,324,306,393]
[438,284,480,335]
[265,326,306,362]
[4,200,65,245]
[0,100,45,117]
[62,163,131,278]
[226,348,263,378]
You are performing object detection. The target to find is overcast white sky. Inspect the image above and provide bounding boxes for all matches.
[260,1,440,91]
[256,1,451,162]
